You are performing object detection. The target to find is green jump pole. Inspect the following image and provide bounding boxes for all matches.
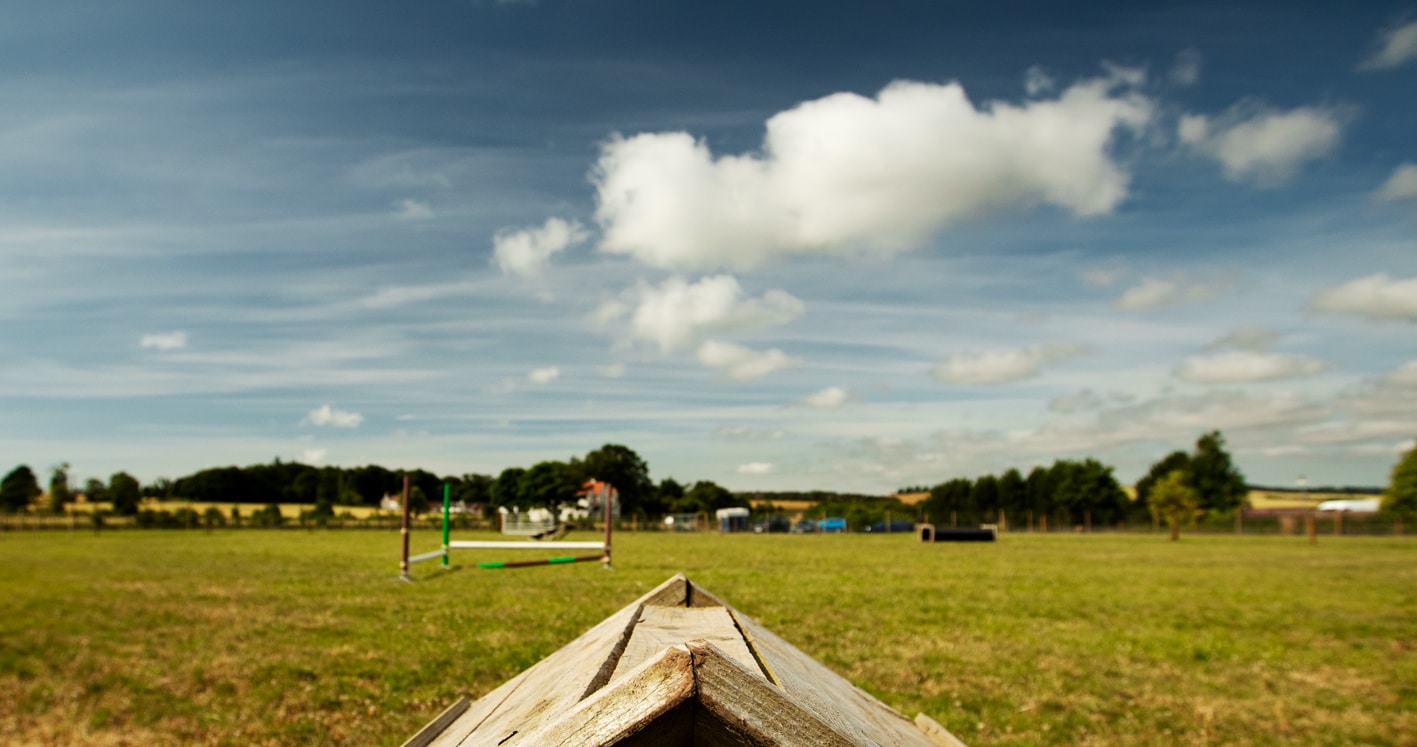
[441,483,451,569]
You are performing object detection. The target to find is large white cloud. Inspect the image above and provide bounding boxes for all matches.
[1358,20,1417,70]
[1310,273,1417,321]
[527,366,560,384]
[492,217,588,277]
[1178,105,1343,186]
[593,73,1153,270]
[1115,276,1220,310]
[1175,351,1326,384]
[930,342,1084,385]
[1376,163,1417,203]
[305,404,363,428]
[696,341,800,380]
[605,275,804,352]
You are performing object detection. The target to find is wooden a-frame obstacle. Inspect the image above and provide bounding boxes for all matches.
[399,476,614,580]
[401,574,966,747]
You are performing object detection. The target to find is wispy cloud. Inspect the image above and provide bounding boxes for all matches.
[603,275,804,353]
[736,462,776,475]
[1375,163,1417,203]
[139,331,188,351]
[1178,104,1344,186]
[394,198,433,220]
[696,341,800,380]
[527,366,560,384]
[799,386,850,409]
[930,342,1085,385]
[1170,49,1203,86]
[492,217,588,277]
[1175,351,1326,384]
[1115,276,1220,311]
[1311,273,1417,321]
[304,404,363,428]
[1358,20,1417,70]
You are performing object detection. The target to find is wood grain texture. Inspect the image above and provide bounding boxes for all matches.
[512,645,697,746]
[914,713,969,747]
[612,607,764,683]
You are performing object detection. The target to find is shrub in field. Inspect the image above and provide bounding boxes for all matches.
[1149,469,1200,541]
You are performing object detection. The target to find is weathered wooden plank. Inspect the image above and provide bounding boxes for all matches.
[731,610,937,746]
[400,698,469,747]
[914,713,969,747]
[512,644,697,746]
[418,576,691,746]
[612,606,764,683]
[692,641,859,747]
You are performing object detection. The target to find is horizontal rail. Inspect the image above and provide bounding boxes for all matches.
[408,549,447,564]
[478,554,604,569]
[449,540,605,551]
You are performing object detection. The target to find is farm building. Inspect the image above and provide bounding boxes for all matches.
[403,574,964,747]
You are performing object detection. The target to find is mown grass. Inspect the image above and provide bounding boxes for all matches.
[1,529,1413,746]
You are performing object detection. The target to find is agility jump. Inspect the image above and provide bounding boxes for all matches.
[399,477,613,580]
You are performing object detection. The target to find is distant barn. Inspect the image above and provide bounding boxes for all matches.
[404,574,964,746]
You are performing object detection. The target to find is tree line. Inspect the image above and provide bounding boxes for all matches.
[0,443,749,520]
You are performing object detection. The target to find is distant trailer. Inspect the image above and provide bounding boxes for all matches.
[918,524,996,542]
[1315,498,1380,512]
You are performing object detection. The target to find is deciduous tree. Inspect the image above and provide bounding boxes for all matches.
[109,472,141,516]
[1149,469,1199,541]
[1383,439,1417,520]
[0,465,41,512]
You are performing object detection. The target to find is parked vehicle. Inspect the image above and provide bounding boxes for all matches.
[790,519,817,534]
[752,516,791,533]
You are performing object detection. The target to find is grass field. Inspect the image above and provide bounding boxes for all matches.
[1,529,1414,746]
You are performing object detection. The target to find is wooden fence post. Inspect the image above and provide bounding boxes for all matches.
[1306,512,1316,545]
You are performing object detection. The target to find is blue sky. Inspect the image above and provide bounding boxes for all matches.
[2,0,1414,492]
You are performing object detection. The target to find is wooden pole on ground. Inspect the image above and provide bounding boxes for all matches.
[1235,509,1242,535]
[1085,510,1091,533]
[399,475,411,580]
[441,483,451,569]
[1306,511,1316,545]
[1397,515,1404,536]
[602,484,613,569]
[1027,510,1033,533]
[1041,514,1048,536]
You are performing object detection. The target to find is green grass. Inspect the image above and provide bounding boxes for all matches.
[1,529,1414,746]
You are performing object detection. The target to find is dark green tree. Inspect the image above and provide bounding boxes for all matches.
[109,472,141,516]
[489,467,527,510]
[997,468,1027,521]
[1135,450,1191,518]
[519,461,579,515]
[84,477,107,504]
[1383,439,1417,520]
[680,480,742,514]
[0,465,41,512]
[1190,431,1248,513]
[49,462,72,514]
[407,485,429,517]
[581,444,653,515]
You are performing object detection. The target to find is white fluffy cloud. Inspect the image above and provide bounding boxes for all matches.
[930,342,1084,385]
[305,404,363,428]
[1358,20,1417,70]
[527,366,560,384]
[737,462,777,475]
[139,331,188,351]
[302,448,327,464]
[696,341,800,380]
[593,73,1152,270]
[609,275,804,352]
[801,386,850,409]
[1115,277,1220,310]
[1178,105,1343,186]
[1311,273,1417,321]
[1048,388,1106,414]
[1376,163,1417,202]
[492,217,588,277]
[1175,351,1327,384]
